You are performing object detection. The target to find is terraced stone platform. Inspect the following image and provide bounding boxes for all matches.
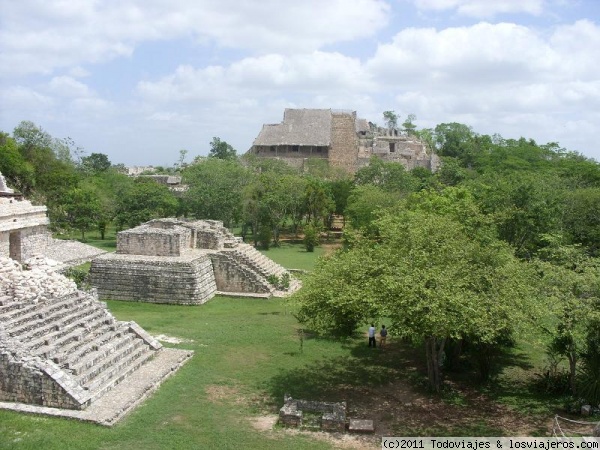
[0,256,192,422]
[90,219,301,304]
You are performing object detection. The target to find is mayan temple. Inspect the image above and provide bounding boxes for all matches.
[247,108,440,173]
[89,218,301,304]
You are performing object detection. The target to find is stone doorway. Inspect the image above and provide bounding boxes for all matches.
[9,231,22,261]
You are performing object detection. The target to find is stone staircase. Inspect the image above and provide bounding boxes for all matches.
[0,290,161,409]
[226,243,301,293]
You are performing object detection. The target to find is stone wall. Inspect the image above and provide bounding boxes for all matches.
[118,223,191,256]
[0,353,83,409]
[0,256,166,410]
[90,254,217,304]
[279,394,347,432]
[210,253,272,294]
[329,112,360,173]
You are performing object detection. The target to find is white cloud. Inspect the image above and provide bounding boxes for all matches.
[410,0,545,18]
[48,76,93,98]
[137,51,373,103]
[0,0,389,76]
[367,22,560,86]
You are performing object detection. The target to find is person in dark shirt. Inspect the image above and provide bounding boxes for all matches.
[379,325,388,348]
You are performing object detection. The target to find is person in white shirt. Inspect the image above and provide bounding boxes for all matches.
[368,324,376,347]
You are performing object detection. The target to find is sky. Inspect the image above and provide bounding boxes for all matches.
[1,0,599,166]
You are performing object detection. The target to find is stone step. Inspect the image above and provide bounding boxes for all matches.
[36,315,118,360]
[4,294,86,329]
[11,299,99,342]
[70,332,140,378]
[24,307,109,351]
[79,341,153,392]
[41,321,120,362]
[0,292,82,323]
[83,348,158,406]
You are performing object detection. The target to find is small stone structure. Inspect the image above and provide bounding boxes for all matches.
[279,394,347,432]
[0,172,106,266]
[0,256,191,416]
[89,218,300,304]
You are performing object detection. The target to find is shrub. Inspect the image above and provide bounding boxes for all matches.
[303,224,319,252]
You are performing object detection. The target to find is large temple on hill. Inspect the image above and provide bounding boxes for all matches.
[246,109,440,173]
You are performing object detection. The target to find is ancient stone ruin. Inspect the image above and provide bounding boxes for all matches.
[279,394,347,432]
[0,172,106,266]
[0,256,191,422]
[247,108,440,173]
[89,218,300,304]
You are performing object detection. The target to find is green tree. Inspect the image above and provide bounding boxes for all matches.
[561,188,600,256]
[114,178,178,229]
[535,240,600,395]
[344,185,401,231]
[382,111,398,130]
[303,177,335,227]
[61,187,102,240]
[296,206,539,391]
[402,113,417,136]
[0,132,35,194]
[355,156,417,193]
[81,153,111,175]
[183,158,250,227]
[468,172,563,257]
[208,137,237,160]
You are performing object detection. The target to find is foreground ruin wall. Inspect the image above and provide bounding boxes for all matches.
[0,197,51,261]
[0,257,164,410]
[0,175,107,266]
[90,219,300,304]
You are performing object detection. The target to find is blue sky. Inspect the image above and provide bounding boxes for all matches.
[1,0,599,166]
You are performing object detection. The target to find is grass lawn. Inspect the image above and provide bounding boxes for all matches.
[0,294,569,450]
[55,227,117,252]
[2,236,578,448]
[259,240,336,272]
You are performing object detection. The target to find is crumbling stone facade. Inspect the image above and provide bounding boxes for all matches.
[0,256,179,411]
[89,219,300,304]
[279,394,347,432]
[0,172,106,266]
[247,109,439,173]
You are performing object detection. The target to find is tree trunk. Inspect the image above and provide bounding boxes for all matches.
[568,352,577,395]
[425,336,446,392]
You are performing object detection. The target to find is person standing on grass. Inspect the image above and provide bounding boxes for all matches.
[379,325,387,349]
[368,324,376,347]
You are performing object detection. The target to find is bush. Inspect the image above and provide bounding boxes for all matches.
[303,224,319,252]
[63,267,89,289]
[258,226,272,250]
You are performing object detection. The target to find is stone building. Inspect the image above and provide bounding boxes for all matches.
[0,256,191,420]
[247,108,440,173]
[0,172,106,266]
[89,218,300,304]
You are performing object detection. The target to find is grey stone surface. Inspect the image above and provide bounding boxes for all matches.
[279,394,347,432]
[0,348,193,426]
[0,256,186,416]
[90,218,301,304]
[348,419,374,433]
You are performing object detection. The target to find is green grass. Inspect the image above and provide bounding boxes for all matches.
[2,236,571,447]
[259,240,327,271]
[0,294,566,448]
[54,227,117,252]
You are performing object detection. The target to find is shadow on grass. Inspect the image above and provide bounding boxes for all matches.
[261,340,421,407]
